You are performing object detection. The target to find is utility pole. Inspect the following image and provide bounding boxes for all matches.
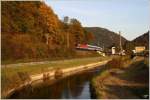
[119,31,123,53]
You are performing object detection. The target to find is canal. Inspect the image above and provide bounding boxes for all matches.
[8,66,104,99]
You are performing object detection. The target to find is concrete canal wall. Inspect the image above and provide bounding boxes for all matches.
[4,59,110,98]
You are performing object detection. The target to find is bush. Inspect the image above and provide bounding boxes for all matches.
[43,73,50,81]
[54,68,63,79]
[106,57,123,69]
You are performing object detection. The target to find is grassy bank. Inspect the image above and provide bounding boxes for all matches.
[2,52,99,65]
[1,56,109,97]
[92,56,149,99]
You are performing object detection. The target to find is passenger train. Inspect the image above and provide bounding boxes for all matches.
[76,44,103,51]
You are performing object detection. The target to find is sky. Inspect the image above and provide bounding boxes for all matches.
[45,0,150,40]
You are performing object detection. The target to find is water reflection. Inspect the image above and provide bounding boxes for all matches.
[9,67,102,99]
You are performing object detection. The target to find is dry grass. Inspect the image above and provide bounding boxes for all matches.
[92,56,130,98]
[2,56,110,97]
[92,56,148,99]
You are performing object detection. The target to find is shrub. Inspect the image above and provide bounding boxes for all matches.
[54,68,63,79]
[43,73,50,82]
[106,57,123,69]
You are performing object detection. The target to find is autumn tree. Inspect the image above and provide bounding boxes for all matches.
[1,1,96,62]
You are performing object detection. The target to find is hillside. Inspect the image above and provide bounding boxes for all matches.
[124,31,149,53]
[132,31,149,48]
[84,27,127,48]
[1,1,94,62]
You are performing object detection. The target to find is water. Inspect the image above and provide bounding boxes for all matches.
[9,66,103,99]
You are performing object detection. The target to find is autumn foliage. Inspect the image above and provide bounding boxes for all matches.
[1,1,94,62]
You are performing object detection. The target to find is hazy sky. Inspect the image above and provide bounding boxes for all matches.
[45,0,150,40]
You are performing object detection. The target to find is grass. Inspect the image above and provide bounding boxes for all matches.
[91,56,132,98]
[2,56,109,76]
[120,58,149,80]
[91,56,149,99]
[91,69,111,99]
[1,56,110,97]
[144,57,149,67]
[2,54,100,65]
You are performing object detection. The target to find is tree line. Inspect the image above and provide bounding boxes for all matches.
[1,1,94,62]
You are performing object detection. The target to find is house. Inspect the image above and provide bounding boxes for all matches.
[135,46,146,53]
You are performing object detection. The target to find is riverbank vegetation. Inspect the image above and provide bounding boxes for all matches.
[1,56,109,98]
[92,56,149,99]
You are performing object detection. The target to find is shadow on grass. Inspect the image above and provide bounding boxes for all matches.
[118,60,149,84]
[103,84,149,99]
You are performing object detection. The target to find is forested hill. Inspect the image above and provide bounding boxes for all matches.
[84,27,127,48]
[132,31,149,48]
[124,31,149,52]
[1,1,94,62]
